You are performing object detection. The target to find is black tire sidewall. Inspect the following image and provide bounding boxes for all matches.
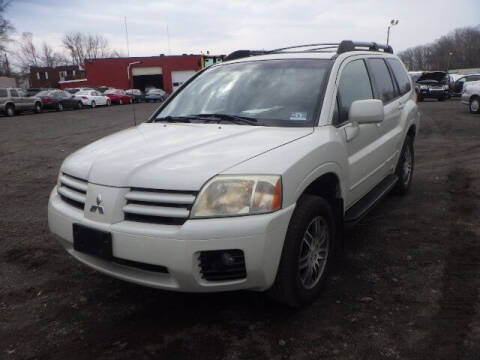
[393,135,414,195]
[270,195,336,307]
[470,98,480,114]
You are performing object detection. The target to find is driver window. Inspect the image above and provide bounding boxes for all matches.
[336,59,373,125]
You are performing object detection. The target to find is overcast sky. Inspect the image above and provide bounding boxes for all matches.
[7,0,480,57]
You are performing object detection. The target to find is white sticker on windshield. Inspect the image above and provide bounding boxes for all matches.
[290,112,307,121]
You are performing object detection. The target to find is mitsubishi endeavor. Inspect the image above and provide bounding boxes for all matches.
[48,40,419,307]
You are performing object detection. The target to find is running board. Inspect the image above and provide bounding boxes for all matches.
[344,174,398,227]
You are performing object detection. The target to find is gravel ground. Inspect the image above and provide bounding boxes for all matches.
[1,100,479,360]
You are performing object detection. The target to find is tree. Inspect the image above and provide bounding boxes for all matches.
[399,26,480,71]
[62,32,112,68]
[0,0,13,52]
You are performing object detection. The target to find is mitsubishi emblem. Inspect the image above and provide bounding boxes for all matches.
[90,194,104,214]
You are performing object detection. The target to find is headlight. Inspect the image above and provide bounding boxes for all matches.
[191,175,282,218]
[420,85,427,90]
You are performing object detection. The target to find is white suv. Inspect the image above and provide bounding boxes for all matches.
[48,41,419,307]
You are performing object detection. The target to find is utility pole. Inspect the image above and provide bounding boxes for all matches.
[387,19,399,46]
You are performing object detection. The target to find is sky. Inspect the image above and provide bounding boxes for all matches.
[7,0,480,58]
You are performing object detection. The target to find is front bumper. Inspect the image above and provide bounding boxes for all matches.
[419,87,449,99]
[461,93,470,105]
[48,188,295,292]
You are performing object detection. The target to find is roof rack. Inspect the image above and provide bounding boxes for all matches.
[224,40,393,61]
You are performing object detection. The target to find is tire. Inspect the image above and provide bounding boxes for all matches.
[34,102,42,113]
[91,100,96,108]
[5,104,15,117]
[119,99,123,105]
[267,195,336,307]
[106,99,111,107]
[392,135,414,195]
[438,96,445,102]
[77,101,83,109]
[56,103,64,112]
[469,97,480,114]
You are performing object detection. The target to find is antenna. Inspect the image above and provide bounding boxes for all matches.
[124,16,137,126]
[166,24,171,55]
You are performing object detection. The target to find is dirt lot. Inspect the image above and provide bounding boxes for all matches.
[1,100,479,360]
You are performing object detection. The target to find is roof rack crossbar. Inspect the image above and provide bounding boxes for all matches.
[224,40,393,61]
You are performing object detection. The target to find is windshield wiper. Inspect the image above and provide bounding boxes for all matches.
[154,116,194,123]
[191,113,265,126]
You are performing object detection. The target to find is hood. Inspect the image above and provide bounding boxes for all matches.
[417,71,448,84]
[62,123,312,190]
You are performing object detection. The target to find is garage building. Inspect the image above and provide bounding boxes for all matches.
[59,55,206,93]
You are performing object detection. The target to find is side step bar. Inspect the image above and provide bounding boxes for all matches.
[344,174,398,227]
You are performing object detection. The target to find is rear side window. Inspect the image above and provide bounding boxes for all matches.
[387,59,411,95]
[368,58,396,103]
[337,59,373,124]
[10,89,18,97]
[0,89,7,97]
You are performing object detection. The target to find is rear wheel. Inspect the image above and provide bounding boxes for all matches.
[469,97,480,114]
[267,195,335,307]
[119,99,123,105]
[393,135,414,195]
[91,100,96,108]
[56,103,64,112]
[106,99,111,106]
[76,101,83,109]
[5,104,15,117]
[34,102,42,113]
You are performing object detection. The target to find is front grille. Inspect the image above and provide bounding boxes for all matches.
[123,188,197,225]
[199,250,247,281]
[57,173,87,210]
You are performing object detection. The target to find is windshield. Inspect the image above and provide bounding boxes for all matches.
[36,90,55,97]
[105,89,121,94]
[148,89,164,94]
[155,59,332,127]
[76,91,91,96]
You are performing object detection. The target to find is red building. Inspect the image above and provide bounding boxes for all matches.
[59,55,204,93]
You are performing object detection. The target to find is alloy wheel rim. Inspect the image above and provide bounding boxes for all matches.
[402,145,412,185]
[298,216,329,289]
[472,100,479,112]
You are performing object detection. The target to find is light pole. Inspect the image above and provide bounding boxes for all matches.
[387,19,399,46]
[447,52,453,72]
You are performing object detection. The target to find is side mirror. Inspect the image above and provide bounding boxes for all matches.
[349,99,384,124]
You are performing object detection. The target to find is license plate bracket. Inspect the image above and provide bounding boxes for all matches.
[73,224,112,260]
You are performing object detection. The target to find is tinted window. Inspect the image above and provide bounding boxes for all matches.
[0,89,7,97]
[467,75,480,82]
[10,89,18,97]
[337,59,373,124]
[387,59,411,95]
[157,59,332,127]
[368,58,396,102]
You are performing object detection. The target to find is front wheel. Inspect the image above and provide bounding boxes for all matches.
[5,104,15,117]
[56,103,64,112]
[393,135,414,195]
[469,97,480,114]
[106,99,111,106]
[34,102,42,113]
[91,100,96,108]
[267,195,335,307]
[119,99,123,105]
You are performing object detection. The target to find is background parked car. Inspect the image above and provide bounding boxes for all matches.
[451,74,480,97]
[0,88,42,116]
[125,89,144,103]
[104,89,132,105]
[74,90,111,108]
[145,88,167,102]
[36,90,83,111]
[461,80,480,114]
[414,71,450,101]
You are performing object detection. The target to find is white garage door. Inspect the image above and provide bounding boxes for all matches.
[132,67,162,76]
[172,70,196,92]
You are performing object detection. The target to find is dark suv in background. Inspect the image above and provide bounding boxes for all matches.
[414,71,450,101]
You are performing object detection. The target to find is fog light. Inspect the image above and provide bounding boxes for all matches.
[221,252,236,266]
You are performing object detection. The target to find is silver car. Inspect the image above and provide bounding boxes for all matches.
[0,88,42,116]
